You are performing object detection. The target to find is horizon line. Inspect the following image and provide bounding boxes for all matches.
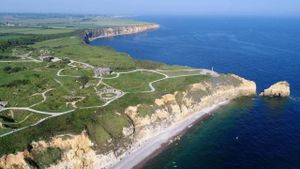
[1,12,300,18]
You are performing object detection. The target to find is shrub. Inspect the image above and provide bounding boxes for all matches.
[1,79,30,88]
[31,147,62,168]
[77,75,90,88]
[3,66,26,74]
[134,60,163,69]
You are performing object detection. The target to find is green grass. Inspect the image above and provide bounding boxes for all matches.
[0,34,23,39]
[154,75,209,93]
[0,128,12,135]
[22,28,75,35]
[157,69,203,77]
[0,60,101,112]
[60,67,94,77]
[0,14,150,29]
[0,27,75,35]
[32,77,101,111]
[96,112,131,138]
[76,94,104,108]
[0,110,48,129]
[33,88,73,112]
[86,121,112,148]
[0,62,60,107]
[104,71,165,92]
[32,37,137,70]
[30,37,175,71]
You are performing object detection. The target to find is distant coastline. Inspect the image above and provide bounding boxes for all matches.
[83,24,160,43]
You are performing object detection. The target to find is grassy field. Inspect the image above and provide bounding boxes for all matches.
[0,74,211,155]
[0,128,11,135]
[32,88,74,112]
[157,69,205,77]
[0,27,76,35]
[32,37,137,70]
[104,71,165,92]
[0,34,22,39]
[31,37,181,70]
[0,62,59,107]
[0,110,48,129]
[60,67,94,77]
[0,14,150,29]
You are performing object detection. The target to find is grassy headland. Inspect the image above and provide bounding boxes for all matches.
[0,14,236,158]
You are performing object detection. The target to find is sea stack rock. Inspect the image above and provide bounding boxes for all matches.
[259,81,290,97]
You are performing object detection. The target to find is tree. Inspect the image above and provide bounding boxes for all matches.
[77,75,89,89]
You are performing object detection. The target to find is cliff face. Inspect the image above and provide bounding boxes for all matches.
[126,74,256,141]
[259,81,290,97]
[0,132,96,169]
[83,24,160,43]
[126,75,255,130]
[0,75,256,169]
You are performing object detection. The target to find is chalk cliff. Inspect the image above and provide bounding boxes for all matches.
[259,81,290,97]
[0,132,96,169]
[83,24,160,43]
[127,74,256,135]
[0,75,256,169]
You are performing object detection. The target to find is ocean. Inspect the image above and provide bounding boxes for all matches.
[91,16,300,169]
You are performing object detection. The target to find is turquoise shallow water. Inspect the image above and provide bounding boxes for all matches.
[91,16,300,169]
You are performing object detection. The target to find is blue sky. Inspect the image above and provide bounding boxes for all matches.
[1,0,300,16]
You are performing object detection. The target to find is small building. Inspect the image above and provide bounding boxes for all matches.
[39,55,54,62]
[51,57,62,63]
[6,22,15,27]
[94,67,112,77]
[0,101,8,110]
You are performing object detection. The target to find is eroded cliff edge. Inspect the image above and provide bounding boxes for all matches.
[0,74,256,169]
[83,24,160,43]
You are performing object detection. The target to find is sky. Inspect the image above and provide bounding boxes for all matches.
[1,0,300,17]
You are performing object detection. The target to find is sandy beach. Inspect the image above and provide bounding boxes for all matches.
[108,100,230,169]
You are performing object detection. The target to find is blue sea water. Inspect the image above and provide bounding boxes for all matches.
[91,16,300,169]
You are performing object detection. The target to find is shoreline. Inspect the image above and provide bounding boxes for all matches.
[108,100,230,169]
[133,112,212,169]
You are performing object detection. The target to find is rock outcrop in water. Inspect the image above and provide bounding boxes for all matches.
[259,81,290,97]
[83,24,160,43]
[0,75,256,169]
